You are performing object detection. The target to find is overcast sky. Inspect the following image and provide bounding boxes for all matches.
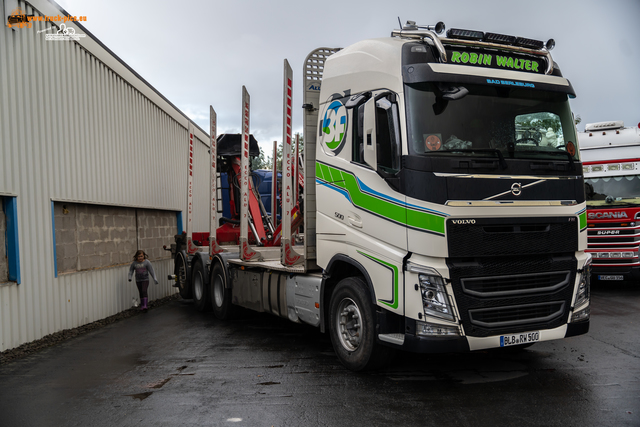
[55,0,640,155]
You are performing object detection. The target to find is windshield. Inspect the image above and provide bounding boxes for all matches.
[405,83,579,161]
[585,175,640,207]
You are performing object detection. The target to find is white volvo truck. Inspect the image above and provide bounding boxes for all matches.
[171,21,591,371]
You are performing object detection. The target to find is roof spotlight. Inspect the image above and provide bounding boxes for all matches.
[427,21,445,34]
[546,38,556,50]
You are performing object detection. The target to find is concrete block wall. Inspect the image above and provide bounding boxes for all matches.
[136,210,176,261]
[54,202,176,274]
[0,202,7,282]
[76,205,137,271]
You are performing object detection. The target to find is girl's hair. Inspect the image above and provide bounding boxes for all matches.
[133,250,148,260]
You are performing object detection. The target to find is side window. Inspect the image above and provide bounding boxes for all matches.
[349,91,401,173]
[1,196,20,284]
[375,95,401,174]
[347,92,370,165]
[352,103,365,164]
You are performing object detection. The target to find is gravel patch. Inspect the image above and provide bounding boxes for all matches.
[0,294,180,366]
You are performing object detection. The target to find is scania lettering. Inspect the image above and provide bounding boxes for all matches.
[169,21,590,372]
[579,120,640,283]
[588,211,629,219]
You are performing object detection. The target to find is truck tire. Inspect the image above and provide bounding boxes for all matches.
[329,276,395,371]
[175,250,192,300]
[192,259,211,312]
[210,261,236,320]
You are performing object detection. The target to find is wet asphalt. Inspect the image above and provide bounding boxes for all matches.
[0,282,638,427]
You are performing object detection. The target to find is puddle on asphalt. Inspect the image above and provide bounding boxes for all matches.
[146,378,171,389]
[126,391,153,401]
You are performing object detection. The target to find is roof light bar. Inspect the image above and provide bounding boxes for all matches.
[484,32,516,45]
[447,28,484,41]
[515,37,545,50]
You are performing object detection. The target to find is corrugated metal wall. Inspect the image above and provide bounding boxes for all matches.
[0,0,212,351]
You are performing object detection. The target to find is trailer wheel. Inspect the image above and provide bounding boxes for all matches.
[210,261,236,320]
[329,276,395,371]
[192,259,211,312]
[175,250,192,300]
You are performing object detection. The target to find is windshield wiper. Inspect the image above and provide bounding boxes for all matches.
[516,149,575,168]
[432,148,507,169]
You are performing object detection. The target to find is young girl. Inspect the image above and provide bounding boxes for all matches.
[128,250,159,311]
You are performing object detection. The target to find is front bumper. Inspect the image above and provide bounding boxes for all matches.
[380,319,589,353]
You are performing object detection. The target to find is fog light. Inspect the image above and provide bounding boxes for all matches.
[416,320,460,337]
[571,306,590,323]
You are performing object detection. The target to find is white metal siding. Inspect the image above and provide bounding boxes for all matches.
[0,0,211,351]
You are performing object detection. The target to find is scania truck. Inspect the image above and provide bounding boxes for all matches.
[170,21,591,371]
[579,120,640,283]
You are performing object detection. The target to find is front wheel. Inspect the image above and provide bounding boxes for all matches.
[192,259,211,312]
[329,277,395,371]
[210,261,237,320]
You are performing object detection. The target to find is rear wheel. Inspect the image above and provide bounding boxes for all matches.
[210,261,236,320]
[174,251,192,299]
[329,276,395,371]
[192,259,211,312]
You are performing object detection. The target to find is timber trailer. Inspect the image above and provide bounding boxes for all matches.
[167,21,591,371]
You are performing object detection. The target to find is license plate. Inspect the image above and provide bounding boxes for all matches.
[500,331,540,347]
[599,275,624,281]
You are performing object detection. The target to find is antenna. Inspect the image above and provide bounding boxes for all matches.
[397,16,402,29]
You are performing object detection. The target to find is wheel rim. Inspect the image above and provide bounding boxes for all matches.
[177,256,187,289]
[213,273,224,307]
[194,271,203,301]
[336,297,362,352]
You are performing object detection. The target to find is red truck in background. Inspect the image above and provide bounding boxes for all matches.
[579,120,640,283]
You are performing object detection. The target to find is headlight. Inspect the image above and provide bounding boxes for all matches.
[418,273,455,321]
[574,255,592,309]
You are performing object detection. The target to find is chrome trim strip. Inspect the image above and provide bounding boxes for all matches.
[483,180,545,200]
[433,173,580,180]
[446,200,578,207]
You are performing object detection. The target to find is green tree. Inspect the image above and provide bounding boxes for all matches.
[263,134,304,172]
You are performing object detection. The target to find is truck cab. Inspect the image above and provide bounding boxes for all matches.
[314,22,590,369]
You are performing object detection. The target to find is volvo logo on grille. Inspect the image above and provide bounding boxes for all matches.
[452,219,476,225]
[511,182,522,196]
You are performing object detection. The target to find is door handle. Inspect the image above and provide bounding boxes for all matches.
[348,213,362,228]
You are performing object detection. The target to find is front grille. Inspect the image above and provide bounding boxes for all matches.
[587,222,640,268]
[461,271,570,297]
[469,302,565,328]
[448,256,576,337]
[447,217,578,257]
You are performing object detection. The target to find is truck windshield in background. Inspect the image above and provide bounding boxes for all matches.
[585,175,640,206]
[405,82,579,163]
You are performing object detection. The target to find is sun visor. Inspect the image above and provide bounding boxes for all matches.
[403,63,576,98]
